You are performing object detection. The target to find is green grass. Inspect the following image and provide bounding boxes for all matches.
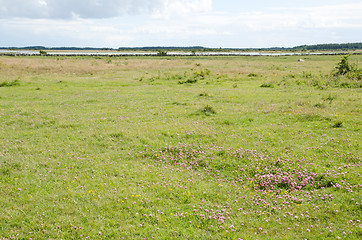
[0,55,361,239]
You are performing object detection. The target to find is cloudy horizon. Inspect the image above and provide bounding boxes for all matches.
[0,0,361,48]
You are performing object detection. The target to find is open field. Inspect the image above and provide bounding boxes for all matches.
[0,55,361,239]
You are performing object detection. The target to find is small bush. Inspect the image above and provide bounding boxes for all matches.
[177,68,211,84]
[260,82,274,88]
[334,55,361,80]
[193,69,210,79]
[248,73,257,77]
[178,78,197,84]
[346,68,362,81]
[332,121,343,128]
[0,80,20,87]
[199,105,216,116]
[335,55,352,75]
[199,91,208,97]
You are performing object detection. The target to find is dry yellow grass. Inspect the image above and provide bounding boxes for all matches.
[0,54,357,83]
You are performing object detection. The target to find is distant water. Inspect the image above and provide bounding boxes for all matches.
[0,50,347,57]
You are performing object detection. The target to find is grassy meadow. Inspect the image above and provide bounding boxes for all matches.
[0,54,361,239]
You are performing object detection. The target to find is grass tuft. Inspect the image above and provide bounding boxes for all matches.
[0,80,20,87]
[198,105,216,115]
[260,82,274,88]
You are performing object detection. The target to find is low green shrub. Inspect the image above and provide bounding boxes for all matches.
[0,80,20,87]
[260,82,274,88]
[332,121,343,128]
[198,105,216,115]
[248,73,257,77]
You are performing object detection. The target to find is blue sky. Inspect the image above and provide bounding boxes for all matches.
[0,0,361,48]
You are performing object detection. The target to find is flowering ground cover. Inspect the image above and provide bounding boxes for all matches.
[0,55,361,239]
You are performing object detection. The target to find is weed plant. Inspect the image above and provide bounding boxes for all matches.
[198,105,216,116]
[260,82,274,88]
[0,80,20,87]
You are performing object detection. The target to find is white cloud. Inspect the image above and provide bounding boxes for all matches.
[0,0,212,19]
[0,17,136,46]
[152,0,212,19]
[191,2,362,31]
[0,1,361,48]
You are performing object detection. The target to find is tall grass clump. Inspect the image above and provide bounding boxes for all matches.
[0,80,20,87]
[198,105,216,116]
[260,82,274,88]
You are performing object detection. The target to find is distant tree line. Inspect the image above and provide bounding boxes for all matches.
[2,43,361,52]
[118,46,205,51]
[292,43,362,51]
[4,46,112,51]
